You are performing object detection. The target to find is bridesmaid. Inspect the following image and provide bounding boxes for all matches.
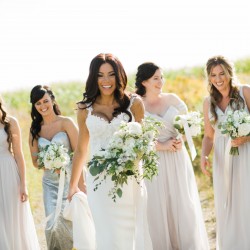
[29,85,84,250]
[135,62,209,250]
[201,55,250,249]
[0,96,40,250]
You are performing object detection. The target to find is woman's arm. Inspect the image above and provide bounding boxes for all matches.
[63,116,86,192]
[68,108,89,199]
[10,117,28,202]
[243,84,250,111]
[200,97,214,176]
[156,138,181,152]
[28,132,39,168]
[130,96,145,122]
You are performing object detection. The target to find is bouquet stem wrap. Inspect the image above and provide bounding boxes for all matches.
[181,117,197,160]
[46,167,66,229]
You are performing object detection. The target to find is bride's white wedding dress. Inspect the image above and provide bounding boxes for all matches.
[85,101,152,250]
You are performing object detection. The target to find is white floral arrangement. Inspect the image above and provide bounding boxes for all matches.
[218,109,250,155]
[37,142,71,172]
[173,111,202,139]
[88,116,162,202]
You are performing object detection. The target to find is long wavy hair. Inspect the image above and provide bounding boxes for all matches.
[30,85,61,144]
[78,53,132,121]
[135,62,160,96]
[0,96,12,151]
[206,55,244,122]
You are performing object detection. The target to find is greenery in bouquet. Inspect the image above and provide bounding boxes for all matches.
[173,111,202,139]
[218,109,250,155]
[37,142,71,172]
[88,116,163,202]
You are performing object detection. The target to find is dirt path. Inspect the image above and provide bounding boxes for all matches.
[200,190,216,250]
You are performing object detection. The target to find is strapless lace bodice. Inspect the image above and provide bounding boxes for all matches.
[86,110,131,157]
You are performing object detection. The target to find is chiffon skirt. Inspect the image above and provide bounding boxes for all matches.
[0,150,40,250]
[146,147,209,250]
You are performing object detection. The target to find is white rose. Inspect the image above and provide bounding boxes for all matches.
[52,158,63,169]
[238,123,250,136]
[189,125,201,137]
[127,122,142,135]
[44,159,53,169]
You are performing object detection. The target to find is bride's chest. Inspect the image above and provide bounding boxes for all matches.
[86,112,130,138]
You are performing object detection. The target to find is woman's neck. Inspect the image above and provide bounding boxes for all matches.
[96,95,116,106]
[219,86,231,99]
[42,113,58,125]
[143,92,162,104]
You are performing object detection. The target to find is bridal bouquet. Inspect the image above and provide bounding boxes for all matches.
[218,109,250,155]
[173,111,202,139]
[88,116,162,202]
[37,142,71,172]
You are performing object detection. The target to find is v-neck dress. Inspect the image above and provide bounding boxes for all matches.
[209,85,250,250]
[145,103,210,250]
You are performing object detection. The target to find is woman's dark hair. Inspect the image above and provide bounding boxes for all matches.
[78,53,132,121]
[30,85,61,144]
[0,97,12,151]
[206,55,244,122]
[135,62,160,96]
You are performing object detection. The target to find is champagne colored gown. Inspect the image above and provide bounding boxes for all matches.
[209,85,250,250]
[145,102,209,250]
[0,127,40,250]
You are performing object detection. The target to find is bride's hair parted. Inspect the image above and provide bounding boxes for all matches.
[206,55,244,122]
[78,53,132,121]
[135,62,160,96]
[0,96,12,151]
[30,85,61,144]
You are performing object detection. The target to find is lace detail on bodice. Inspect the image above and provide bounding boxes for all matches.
[86,112,131,157]
[86,100,135,158]
[0,128,9,154]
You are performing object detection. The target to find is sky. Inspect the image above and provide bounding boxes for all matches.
[0,0,250,92]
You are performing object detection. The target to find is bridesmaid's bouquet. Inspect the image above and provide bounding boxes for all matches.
[88,116,162,202]
[37,142,71,172]
[173,111,202,139]
[218,109,250,155]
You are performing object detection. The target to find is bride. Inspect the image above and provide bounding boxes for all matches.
[68,53,152,250]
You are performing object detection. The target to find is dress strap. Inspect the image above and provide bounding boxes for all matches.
[175,101,188,114]
[239,84,244,97]
[86,104,93,112]
[128,94,137,110]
